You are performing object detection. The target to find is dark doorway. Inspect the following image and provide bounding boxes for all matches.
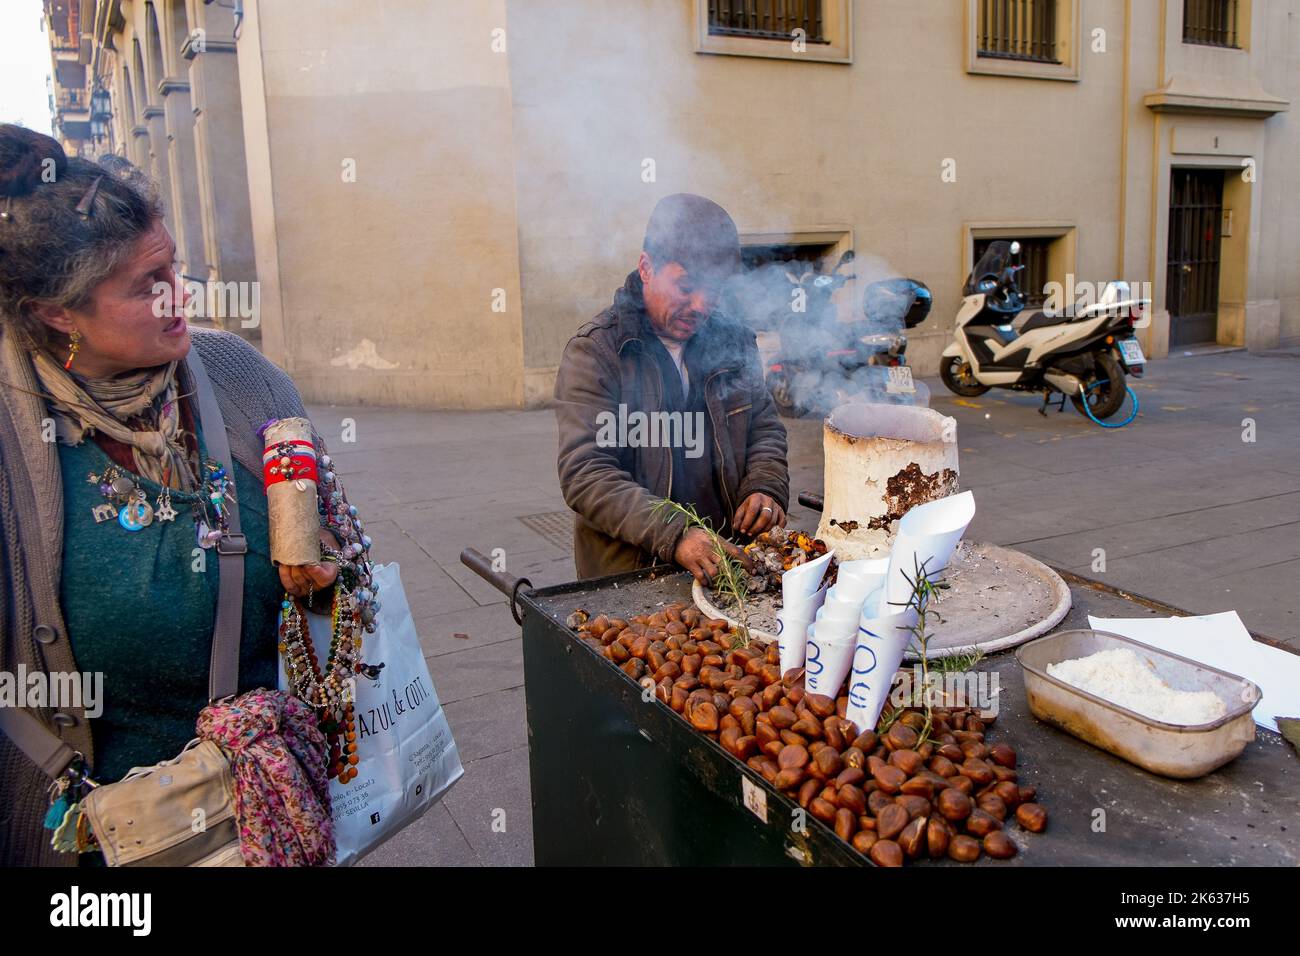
[1166,168,1224,346]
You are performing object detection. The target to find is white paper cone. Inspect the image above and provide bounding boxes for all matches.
[844,604,920,734]
[812,607,861,642]
[818,591,867,624]
[832,558,890,604]
[884,491,975,609]
[781,549,835,603]
[777,583,828,675]
[805,633,857,697]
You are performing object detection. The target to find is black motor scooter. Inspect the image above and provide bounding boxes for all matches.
[761,251,931,417]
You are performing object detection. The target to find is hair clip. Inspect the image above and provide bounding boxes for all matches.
[74,176,104,219]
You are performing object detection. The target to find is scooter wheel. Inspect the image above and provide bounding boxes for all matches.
[940,355,990,397]
[1071,350,1127,419]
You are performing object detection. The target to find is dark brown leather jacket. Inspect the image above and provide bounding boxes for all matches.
[555,272,788,579]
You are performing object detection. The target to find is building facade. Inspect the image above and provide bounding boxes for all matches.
[47,0,1298,409]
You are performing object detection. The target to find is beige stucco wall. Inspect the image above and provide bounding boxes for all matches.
[234,0,526,409]
[506,0,1138,399]
[502,0,1297,398]
[84,0,1300,407]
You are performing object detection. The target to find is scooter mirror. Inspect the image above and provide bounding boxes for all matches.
[1009,240,1022,255]
[836,249,856,269]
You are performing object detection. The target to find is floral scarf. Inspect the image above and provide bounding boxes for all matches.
[197,690,336,867]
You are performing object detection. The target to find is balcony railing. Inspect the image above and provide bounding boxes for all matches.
[708,0,827,43]
[978,0,1059,63]
[56,89,88,112]
[1183,0,1240,48]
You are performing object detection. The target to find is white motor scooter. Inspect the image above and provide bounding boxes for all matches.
[939,241,1150,420]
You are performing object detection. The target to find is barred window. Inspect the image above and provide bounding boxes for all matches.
[977,0,1060,63]
[708,0,827,43]
[1183,0,1241,48]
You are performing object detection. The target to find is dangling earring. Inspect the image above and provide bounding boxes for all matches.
[64,329,82,370]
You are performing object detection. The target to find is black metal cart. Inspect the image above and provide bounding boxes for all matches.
[460,502,1299,867]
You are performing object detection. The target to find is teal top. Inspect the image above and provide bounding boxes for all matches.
[57,416,284,783]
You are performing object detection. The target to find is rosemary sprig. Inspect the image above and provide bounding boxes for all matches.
[876,555,949,743]
[652,498,752,648]
[932,648,984,675]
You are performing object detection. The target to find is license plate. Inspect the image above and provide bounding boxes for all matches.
[885,365,916,394]
[1118,337,1145,367]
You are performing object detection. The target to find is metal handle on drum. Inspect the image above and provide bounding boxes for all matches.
[797,492,824,513]
[459,547,533,626]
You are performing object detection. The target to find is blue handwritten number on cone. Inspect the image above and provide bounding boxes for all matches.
[805,640,824,691]
[849,627,882,707]
[806,641,824,675]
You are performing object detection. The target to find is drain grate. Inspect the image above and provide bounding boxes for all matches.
[517,511,575,551]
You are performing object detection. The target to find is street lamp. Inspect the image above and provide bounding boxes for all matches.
[90,87,112,143]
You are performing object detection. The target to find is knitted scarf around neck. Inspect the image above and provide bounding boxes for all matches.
[29,349,200,491]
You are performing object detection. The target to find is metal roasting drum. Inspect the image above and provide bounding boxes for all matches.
[815,403,960,560]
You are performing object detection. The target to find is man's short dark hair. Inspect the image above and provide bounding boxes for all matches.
[642,193,741,285]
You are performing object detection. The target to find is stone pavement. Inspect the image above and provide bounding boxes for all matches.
[309,345,1300,866]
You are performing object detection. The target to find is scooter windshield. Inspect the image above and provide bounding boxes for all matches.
[964,241,1013,296]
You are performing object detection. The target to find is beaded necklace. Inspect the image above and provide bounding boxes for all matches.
[278,587,366,783]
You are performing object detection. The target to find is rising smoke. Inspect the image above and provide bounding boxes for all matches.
[720,251,931,417]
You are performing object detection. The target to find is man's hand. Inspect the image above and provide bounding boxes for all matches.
[674,527,752,586]
[279,529,342,598]
[733,492,785,536]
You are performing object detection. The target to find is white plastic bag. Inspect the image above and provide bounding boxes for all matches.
[280,562,463,865]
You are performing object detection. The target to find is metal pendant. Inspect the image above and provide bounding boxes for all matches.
[118,498,153,532]
[91,503,119,524]
[155,488,177,522]
[196,520,215,549]
[110,475,136,498]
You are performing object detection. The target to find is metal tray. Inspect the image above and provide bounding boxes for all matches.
[1016,629,1260,779]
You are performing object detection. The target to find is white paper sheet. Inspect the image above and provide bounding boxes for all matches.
[1086,612,1300,733]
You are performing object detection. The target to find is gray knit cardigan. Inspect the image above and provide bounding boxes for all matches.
[0,326,310,866]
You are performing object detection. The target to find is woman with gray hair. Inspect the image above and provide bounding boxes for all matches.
[0,125,359,865]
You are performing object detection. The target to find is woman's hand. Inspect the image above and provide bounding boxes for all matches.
[279,528,341,598]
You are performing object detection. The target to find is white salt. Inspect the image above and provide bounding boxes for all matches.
[1046,648,1227,725]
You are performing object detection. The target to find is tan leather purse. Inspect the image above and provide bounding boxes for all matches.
[0,346,250,866]
[78,740,243,866]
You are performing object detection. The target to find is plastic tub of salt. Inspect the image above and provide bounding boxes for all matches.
[1017,629,1261,778]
